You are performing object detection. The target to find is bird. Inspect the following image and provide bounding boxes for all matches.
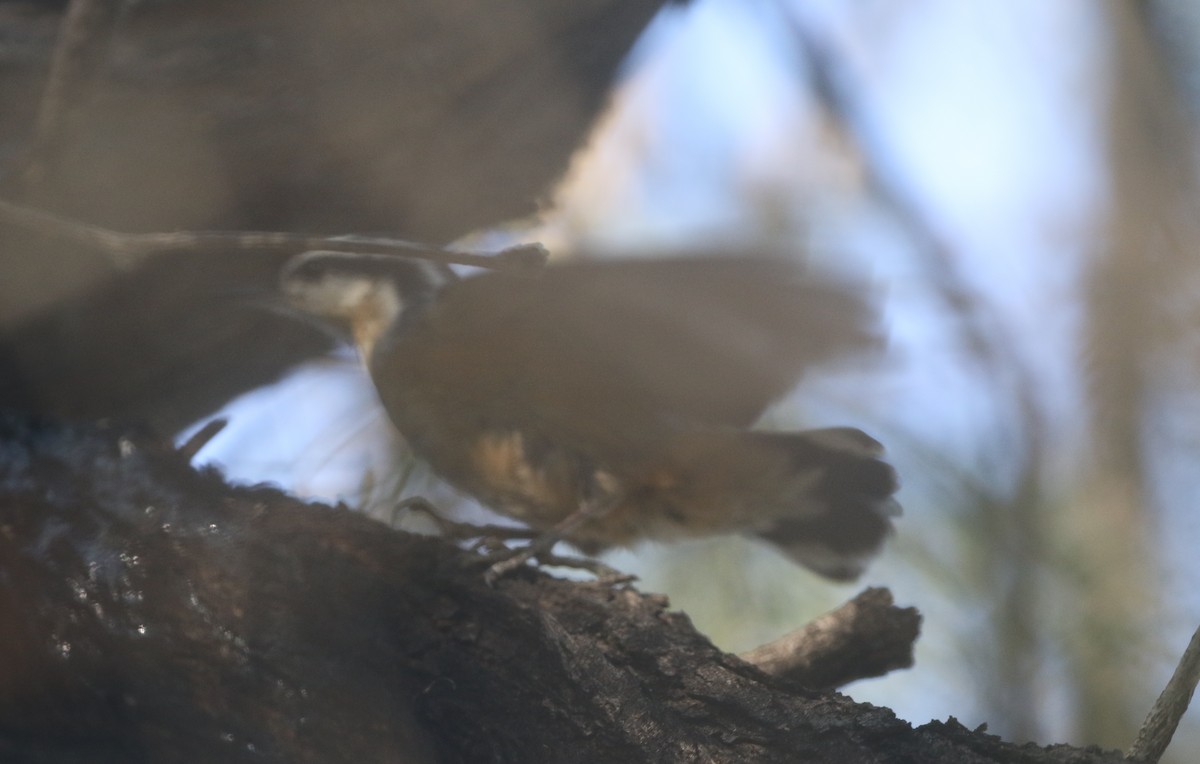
[279,249,899,581]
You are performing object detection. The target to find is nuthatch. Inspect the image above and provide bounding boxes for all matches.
[280,251,899,580]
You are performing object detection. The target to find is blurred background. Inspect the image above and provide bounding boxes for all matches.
[186,0,1200,757]
[5,0,1199,758]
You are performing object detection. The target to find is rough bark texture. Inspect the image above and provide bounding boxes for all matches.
[739,587,921,691]
[0,413,1128,763]
[0,0,669,432]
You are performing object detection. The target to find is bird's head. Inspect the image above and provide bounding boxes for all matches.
[279,250,450,361]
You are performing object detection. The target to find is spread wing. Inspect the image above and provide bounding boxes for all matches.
[383,256,881,458]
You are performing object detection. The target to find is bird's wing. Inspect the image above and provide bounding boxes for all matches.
[391,256,881,454]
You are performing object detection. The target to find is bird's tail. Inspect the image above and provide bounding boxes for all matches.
[657,427,900,581]
[747,428,899,580]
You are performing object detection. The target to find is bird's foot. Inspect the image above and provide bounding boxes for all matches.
[528,551,637,586]
[479,495,626,586]
[475,544,635,587]
[395,496,630,586]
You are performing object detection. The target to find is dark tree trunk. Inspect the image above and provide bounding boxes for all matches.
[0,413,1126,763]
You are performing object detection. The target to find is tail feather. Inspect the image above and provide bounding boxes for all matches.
[747,428,900,580]
[647,426,899,580]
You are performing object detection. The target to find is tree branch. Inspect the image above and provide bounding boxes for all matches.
[0,412,1127,763]
[0,197,547,272]
[739,586,921,690]
[1127,624,1200,763]
[13,0,128,191]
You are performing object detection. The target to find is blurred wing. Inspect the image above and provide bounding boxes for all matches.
[401,256,880,446]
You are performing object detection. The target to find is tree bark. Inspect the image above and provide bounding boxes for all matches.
[0,413,1126,763]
